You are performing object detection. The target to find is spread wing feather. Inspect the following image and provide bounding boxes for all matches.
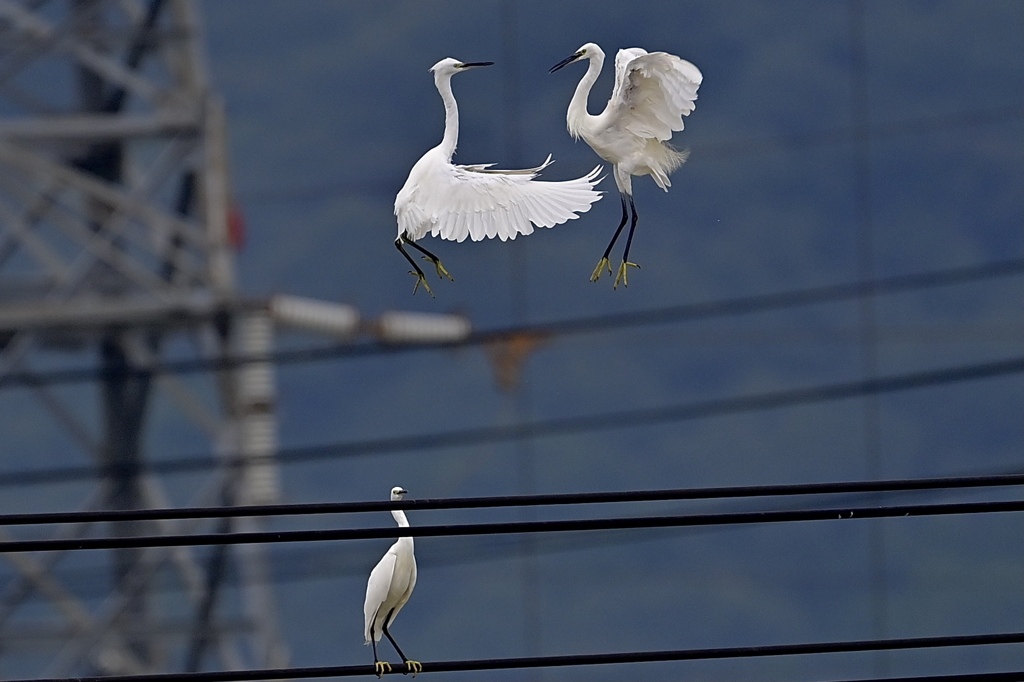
[607,49,703,141]
[397,156,603,243]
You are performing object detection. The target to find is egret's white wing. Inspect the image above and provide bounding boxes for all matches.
[363,549,397,643]
[397,156,603,243]
[389,553,417,624]
[461,154,557,175]
[611,47,648,100]
[608,50,703,141]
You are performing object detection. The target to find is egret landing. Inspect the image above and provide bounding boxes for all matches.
[550,42,702,288]
[395,57,603,295]
[364,487,421,677]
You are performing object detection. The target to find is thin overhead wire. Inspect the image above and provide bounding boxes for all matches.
[0,353,1021,488]
[16,468,1020,603]
[3,498,1022,554]
[697,104,1024,158]
[7,469,1021,601]
[9,631,1024,681]
[1,257,1021,390]
[234,103,1024,204]
[3,472,1023,527]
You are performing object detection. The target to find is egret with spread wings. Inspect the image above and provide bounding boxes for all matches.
[395,58,603,295]
[551,43,702,288]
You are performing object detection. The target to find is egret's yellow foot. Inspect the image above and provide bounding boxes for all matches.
[422,256,453,282]
[374,661,393,678]
[409,271,435,298]
[590,257,612,282]
[613,261,640,289]
[404,660,423,676]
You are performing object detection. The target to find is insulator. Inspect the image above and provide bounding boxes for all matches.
[269,295,359,338]
[376,311,471,343]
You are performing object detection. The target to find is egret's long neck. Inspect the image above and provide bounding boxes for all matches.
[392,507,412,549]
[567,54,603,140]
[435,72,459,160]
[392,508,410,528]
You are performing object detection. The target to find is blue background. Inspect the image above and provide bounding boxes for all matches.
[1,2,1022,680]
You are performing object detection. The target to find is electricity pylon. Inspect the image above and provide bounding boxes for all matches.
[0,0,287,675]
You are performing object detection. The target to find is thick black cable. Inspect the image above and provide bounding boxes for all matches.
[13,470,1021,599]
[2,499,1022,553]
[26,471,1021,601]
[2,354,1022,489]
[10,632,1024,681]
[1,258,1021,390]
[3,472,1023,527]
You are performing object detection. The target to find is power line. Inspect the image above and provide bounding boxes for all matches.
[2,353,1022,488]
[1,257,1021,390]
[3,498,1022,554]
[4,472,1023,527]
[697,104,1024,158]
[10,631,1024,681]
[233,104,1024,205]
[10,469,1019,600]
[21,469,1019,602]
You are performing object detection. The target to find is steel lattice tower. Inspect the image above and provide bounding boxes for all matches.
[0,0,290,675]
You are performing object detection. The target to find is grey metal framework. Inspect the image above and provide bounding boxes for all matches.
[0,0,288,674]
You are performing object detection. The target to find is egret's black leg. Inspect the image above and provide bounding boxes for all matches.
[380,611,407,661]
[381,608,422,676]
[614,195,641,289]
[591,194,630,282]
[406,239,453,282]
[370,621,392,678]
[395,238,433,297]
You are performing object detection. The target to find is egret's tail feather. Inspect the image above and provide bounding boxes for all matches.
[647,140,689,191]
[664,143,690,173]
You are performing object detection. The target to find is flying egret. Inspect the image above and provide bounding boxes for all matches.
[364,486,420,677]
[395,57,604,295]
[550,43,702,288]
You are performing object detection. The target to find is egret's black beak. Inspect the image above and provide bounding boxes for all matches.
[549,53,580,73]
[459,61,494,69]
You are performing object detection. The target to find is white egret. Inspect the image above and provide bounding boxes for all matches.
[363,486,420,677]
[550,43,702,288]
[395,57,604,295]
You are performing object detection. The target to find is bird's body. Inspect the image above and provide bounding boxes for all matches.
[551,43,702,287]
[363,487,420,677]
[363,528,417,644]
[395,57,603,295]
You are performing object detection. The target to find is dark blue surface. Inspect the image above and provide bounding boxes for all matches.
[1,1,1021,679]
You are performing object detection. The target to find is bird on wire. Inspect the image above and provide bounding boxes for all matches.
[550,43,702,288]
[363,486,421,677]
[395,57,604,296]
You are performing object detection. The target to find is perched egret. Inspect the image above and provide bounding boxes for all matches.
[363,486,420,677]
[550,43,702,288]
[395,57,604,295]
